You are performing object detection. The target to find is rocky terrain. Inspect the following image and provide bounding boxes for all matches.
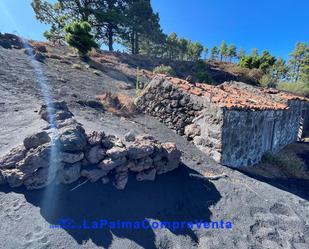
[0,35,309,249]
[0,101,181,190]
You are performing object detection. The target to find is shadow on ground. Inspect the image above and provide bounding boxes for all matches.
[238,169,309,201]
[0,164,221,249]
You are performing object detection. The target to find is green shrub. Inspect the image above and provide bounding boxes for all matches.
[277,81,309,96]
[260,73,276,87]
[195,60,212,83]
[64,21,98,56]
[153,65,175,76]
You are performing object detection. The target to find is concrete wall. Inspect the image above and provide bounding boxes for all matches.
[221,100,304,167]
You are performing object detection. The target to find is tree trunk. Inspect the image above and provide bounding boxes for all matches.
[131,30,135,55]
[295,63,300,82]
[107,24,114,52]
[135,32,139,55]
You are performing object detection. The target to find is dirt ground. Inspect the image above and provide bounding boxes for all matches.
[0,45,309,249]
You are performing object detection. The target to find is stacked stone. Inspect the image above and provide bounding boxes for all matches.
[135,75,223,162]
[0,101,181,190]
[135,76,203,136]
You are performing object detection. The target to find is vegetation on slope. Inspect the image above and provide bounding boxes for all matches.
[31,0,308,93]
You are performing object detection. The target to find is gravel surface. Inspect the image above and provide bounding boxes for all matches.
[0,46,308,249]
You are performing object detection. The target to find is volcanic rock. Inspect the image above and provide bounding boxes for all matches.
[106,147,127,160]
[99,157,127,171]
[24,167,57,190]
[184,124,201,139]
[87,131,105,145]
[60,151,84,164]
[136,168,156,181]
[56,163,81,184]
[23,131,51,150]
[85,145,106,164]
[0,171,6,185]
[124,131,135,142]
[127,142,154,159]
[81,169,108,183]
[113,171,128,190]
[17,143,61,174]
[58,123,87,152]
[0,145,27,169]
[1,169,25,188]
[156,143,181,174]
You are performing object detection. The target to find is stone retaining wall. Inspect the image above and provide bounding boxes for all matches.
[0,101,181,190]
[135,76,205,135]
[135,76,225,162]
[136,75,308,167]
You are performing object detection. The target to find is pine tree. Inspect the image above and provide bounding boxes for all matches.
[64,21,98,56]
[91,0,127,51]
[204,47,209,60]
[178,38,188,60]
[259,50,276,72]
[210,46,219,61]
[227,44,237,62]
[289,42,308,82]
[220,41,227,61]
[251,48,259,58]
[299,49,309,83]
[121,0,162,55]
[237,48,246,60]
[272,57,288,82]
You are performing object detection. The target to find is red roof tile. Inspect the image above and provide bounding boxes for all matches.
[156,75,309,110]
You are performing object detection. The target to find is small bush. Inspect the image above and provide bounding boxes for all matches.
[64,21,98,56]
[153,65,175,76]
[195,60,212,83]
[247,68,264,83]
[96,92,138,118]
[260,73,275,87]
[262,152,307,179]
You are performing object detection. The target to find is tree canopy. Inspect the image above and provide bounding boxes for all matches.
[31,0,308,88]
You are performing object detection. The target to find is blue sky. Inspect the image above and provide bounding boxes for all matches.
[0,0,308,59]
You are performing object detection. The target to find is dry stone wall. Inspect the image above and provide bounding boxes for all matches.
[0,101,181,190]
[136,75,308,167]
[135,76,224,161]
[135,76,205,135]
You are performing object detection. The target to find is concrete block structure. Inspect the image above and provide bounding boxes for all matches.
[136,75,309,167]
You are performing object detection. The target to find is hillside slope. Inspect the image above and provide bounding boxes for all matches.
[0,35,308,249]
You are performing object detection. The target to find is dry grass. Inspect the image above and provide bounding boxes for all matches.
[96,92,138,118]
[88,48,103,58]
[72,63,82,70]
[261,149,308,180]
[219,63,263,84]
[47,53,63,60]
[93,70,101,76]
[29,41,48,53]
